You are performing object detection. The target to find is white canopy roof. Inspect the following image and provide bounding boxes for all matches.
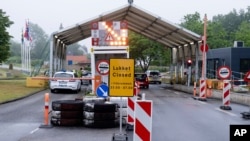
[53,4,201,48]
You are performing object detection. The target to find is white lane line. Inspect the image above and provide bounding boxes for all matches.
[215,107,238,117]
[30,128,39,134]
[197,100,207,105]
[174,92,180,95]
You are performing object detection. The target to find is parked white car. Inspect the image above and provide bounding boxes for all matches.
[50,71,81,93]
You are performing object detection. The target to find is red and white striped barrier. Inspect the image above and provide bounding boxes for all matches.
[133,100,153,141]
[126,81,140,130]
[199,78,207,101]
[220,80,232,110]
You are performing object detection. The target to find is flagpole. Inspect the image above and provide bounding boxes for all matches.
[21,40,23,71]
[28,42,31,74]
[24,41,27,72]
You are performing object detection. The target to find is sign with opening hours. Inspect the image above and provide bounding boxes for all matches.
[109,59,134,97]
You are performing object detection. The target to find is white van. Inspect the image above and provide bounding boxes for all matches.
[145,70,162,84]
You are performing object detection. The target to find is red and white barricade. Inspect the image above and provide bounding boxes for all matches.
[133,100,153,141]
[126,81,140,130]
[220,80,232,110]
[199,78,207,101]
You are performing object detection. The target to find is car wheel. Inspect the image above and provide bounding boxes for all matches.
[83,111,118,120]
[51,110,83,119]
[145,85,149,89]
[52,100,85,111]
[83,119,119,128]
[50,89,55,93]
[51,117,83,126]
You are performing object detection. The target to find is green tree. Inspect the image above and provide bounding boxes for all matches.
[0,9,14,63]
[28,22,49,60]
[235,21,250,47]
[128,31,168,72]
[207,21,229,48]
[180,12,203,35]
[10,40,21,56]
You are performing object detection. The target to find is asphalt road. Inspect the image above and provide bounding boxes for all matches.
[0,84,249,141]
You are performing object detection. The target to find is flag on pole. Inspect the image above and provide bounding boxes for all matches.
[24,20,31,41]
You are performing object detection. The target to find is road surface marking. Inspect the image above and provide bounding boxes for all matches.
[215,107,238,117]
[30,128,39,134]
[197,100,207,105]
[174,92,180,95]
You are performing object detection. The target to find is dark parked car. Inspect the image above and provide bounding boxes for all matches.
[134,73,149,89]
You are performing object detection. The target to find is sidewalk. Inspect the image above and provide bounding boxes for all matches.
[162,83,250,106]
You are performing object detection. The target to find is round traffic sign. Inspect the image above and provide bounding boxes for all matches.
[96,60,109,75]
[200,44,209,52]
[96,84,109,98]
[217,66,231,80]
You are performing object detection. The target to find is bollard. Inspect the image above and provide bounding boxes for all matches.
[206,86,212,97]
[141,93,145,100]
[133,100,153,141]
[220,80,232,110]
[44,93,49,125]
[39,93,53,128]
[126,81,140,131]
[193,82,197,97]
[198,79,207,101]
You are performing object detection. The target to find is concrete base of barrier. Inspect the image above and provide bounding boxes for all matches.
[241,112,250,119]
[198,97,207,101]
[192,96,199,100]
[112,133,128,141]
[125,124,134,131]
[220,105,232,110]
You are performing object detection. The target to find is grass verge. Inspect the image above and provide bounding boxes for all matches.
[0,80,45,103]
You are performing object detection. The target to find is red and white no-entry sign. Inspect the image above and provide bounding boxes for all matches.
[217,66,231,80]
[96,60,109,75]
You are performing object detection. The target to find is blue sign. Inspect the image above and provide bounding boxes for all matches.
[68,60,73,65]
[96,84,109,98]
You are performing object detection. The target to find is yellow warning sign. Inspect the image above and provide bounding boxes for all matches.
[105,33,114,41]
[109,59,134,97]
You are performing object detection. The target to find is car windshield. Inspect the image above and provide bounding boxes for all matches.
[135,74,147,79]
[150,72,160,76]
[54,73,73,78]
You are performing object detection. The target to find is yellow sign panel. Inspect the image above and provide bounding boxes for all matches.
[109,59,134,97]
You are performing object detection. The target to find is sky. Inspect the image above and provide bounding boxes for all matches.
[1,0,250,48]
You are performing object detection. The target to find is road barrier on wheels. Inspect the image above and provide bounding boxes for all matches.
[133,97,153,141]
[40,93,53,128]
[198,78,207,101]
[126,81,140,131]
[220,80,232,110]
